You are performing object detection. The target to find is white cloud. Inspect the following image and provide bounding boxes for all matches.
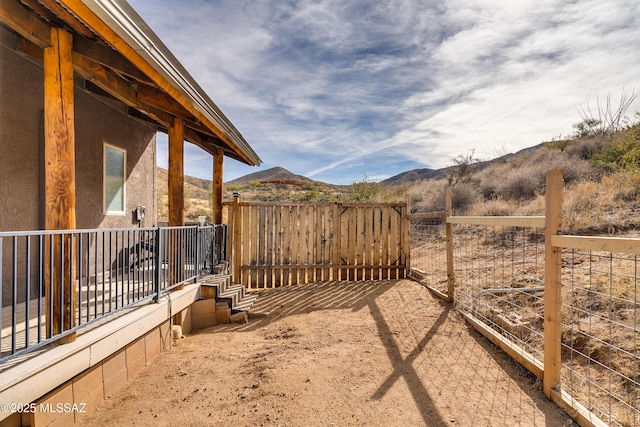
[130,0,640,183]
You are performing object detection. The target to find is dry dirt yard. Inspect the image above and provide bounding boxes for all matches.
[78,280,575,427]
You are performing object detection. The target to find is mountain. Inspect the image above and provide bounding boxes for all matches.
[225,166,314,186]
[380,143,546,186]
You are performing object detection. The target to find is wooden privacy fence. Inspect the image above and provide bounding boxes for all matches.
[223,199,409,288]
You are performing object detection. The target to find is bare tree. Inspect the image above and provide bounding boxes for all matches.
[574,88,637,137]
[446,149,479,187]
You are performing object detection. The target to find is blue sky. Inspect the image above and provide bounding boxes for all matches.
[128,0,640,185]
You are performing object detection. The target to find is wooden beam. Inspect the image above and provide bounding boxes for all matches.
[168,117,185,293]
[18,0,58,24]
[544,170,563,398]
[73,35,154,85]
[552,235,640,255]
[44,28,76,231]
[72,53,174,128]
[38,0,94,38]
[136,85,195,121]
[43,27,76,342]
[212,148,224,224]
[168,117,185,226]
[0,0,50,48]
[447,215,546,228]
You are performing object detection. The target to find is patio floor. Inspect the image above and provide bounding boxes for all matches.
[77,279,576,426]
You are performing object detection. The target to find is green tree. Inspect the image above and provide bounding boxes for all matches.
[593,121,640,175]
[348,175,380,202]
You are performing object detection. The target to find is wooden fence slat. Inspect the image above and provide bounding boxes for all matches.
[228,202,407,288]
[274,205,282,287]
[381,207,390,280]
[356,206,364,280]
[348,207,357,281]
[363,207,372,280]
[339,207,347,281]
[373,207,381,280]
[389,207,399,279]
[282,205,291,286]
[266,205,274,288]
[293,206,301,285]
[241,206,259,287]
[332,204,340,281]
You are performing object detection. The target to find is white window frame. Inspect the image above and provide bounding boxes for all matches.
[103,143,126,215]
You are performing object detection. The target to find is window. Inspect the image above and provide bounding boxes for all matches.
[104,144,126,214]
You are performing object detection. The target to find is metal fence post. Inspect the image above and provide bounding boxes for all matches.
[195,226,200,281]
[544,170,563,398]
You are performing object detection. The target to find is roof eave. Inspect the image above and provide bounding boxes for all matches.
[63,0,261,166]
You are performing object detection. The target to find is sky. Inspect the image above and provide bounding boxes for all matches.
[128,0,640,185]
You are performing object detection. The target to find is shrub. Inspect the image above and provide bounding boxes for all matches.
[348,176,380,202]
[469,199,514,216]
[564,136,609,160]
[410,180,446,213]
[451,182,481,213]
[592,123,640,175]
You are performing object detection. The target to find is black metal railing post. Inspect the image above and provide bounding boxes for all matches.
[195,226,201,281]
[154,227,162,302]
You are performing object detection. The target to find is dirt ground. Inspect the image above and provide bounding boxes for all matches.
[78,280,575,427]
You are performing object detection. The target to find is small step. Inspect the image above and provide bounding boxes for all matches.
[217,283,245,307]
[232,293,259,313]
[199,274,232,286]
[198,273,258,314]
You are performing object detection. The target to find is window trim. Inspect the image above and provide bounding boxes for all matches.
[103,143,126,216]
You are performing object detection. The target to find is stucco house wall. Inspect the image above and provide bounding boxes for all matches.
[1,43,158,304]
[0,44,157,233]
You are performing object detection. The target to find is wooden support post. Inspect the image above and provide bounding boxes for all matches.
[445,186,454,302]
[168,117,184,294]
[168,117,185,226]
[544,170,563,398]
[44,27,76,343]
[232,193,242,284]
[212,148,224,225]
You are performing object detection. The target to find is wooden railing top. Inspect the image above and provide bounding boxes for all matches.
[222,201,407,208]
[552,235,640,255]
[447,216,546,228]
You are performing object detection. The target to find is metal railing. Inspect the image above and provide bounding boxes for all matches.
[0,224,226,362]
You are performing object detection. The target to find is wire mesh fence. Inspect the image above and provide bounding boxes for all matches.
[560,245,639,427]
[408,204,640,426]
[409,214,448,295]
[451,222,546,364]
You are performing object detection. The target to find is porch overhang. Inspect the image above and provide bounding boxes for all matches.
[0,0,261,166]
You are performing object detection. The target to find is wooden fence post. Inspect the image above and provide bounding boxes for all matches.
[232,193,242,284]
[445,185,455,302]
[544,170,563,398]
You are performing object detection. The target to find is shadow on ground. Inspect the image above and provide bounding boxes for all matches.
[200,280,573,426]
